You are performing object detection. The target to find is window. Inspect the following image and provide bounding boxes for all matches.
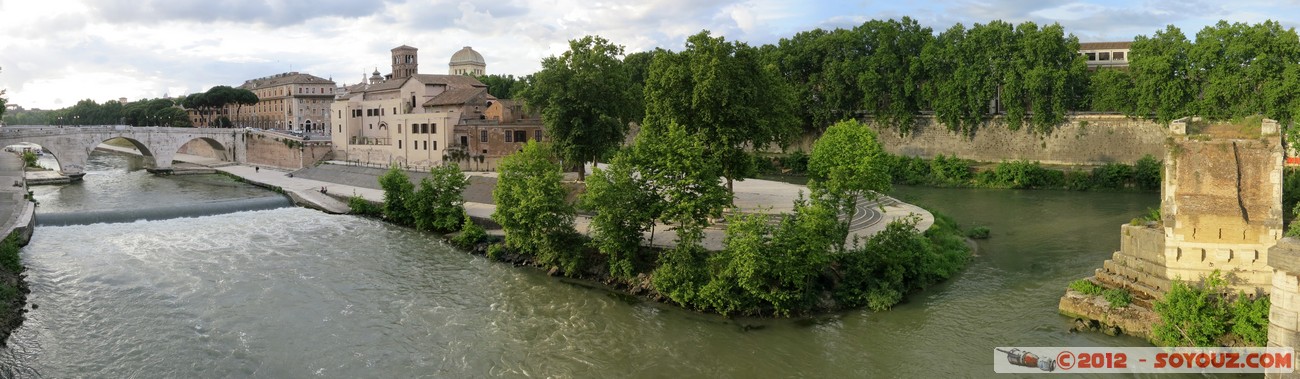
[369,124,373,129]
[1114,51,1126,61]
[432,141,438,150]
[338,110,342,119]
[505,130,513,142]
[514,131,527,142]
[535,130,542,141]
[398,140,402,149]
[1085,52,1096,61]
[420,123,429,134]
[423,141,427,150]
[393,107,397,115]
[1099,52,1110,61]
[431,123,437,134]
[338,125,342,133]
[480,130,488,142]
[398,124,403,134]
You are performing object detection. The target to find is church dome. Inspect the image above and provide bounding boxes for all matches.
[449,46,485,66]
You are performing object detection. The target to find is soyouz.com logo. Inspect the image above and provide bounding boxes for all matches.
[994,347,1295,374]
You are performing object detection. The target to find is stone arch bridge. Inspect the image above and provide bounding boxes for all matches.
[0,125,246,177]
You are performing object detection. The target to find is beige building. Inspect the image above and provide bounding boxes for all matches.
[449,46,486,76]
[1079,41,1131,69]
[331,46,542,171]
[238,72,337,132]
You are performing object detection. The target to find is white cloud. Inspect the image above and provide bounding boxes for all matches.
[1,0,1298,110]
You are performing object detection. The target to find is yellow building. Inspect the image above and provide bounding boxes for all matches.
[238,72,337,132]
[331,46,542,171]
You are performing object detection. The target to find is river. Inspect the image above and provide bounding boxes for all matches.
[0,152,1173,377]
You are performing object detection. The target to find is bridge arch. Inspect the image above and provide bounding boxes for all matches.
[3,141,68,173]
[174,136,230,160]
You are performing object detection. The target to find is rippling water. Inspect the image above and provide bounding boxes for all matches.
[1,151,1204,377]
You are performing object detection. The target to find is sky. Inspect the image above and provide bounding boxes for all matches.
[0,0,1296,110]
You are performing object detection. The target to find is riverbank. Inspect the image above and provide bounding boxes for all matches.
[0,152,36,346]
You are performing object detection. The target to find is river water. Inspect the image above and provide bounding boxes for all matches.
[0,152,1171,377]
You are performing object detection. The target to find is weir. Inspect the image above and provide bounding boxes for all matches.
[35,196,292,226]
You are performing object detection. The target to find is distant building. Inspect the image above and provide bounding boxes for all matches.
[331,45,541,171]
[237,72,337,132]
[1079,41,1131,69]
[449,46,486,76]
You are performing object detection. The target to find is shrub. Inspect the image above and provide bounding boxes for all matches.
[1092,163,1134,190]
[486,243,507,261]
[408,164,469,233]
[347,195,381,216]
[1069,279,1103,295]
[1153,272,1230,347]
[20,151,38,168]
[378,166,415,226]
[966,226,990,239]
[1134,154,1162,191]
[1103,288,1131,308]
[451,214,487,249]
[1231,294,1270,347]
[1064,170,1093,191]
[779,150,809,173]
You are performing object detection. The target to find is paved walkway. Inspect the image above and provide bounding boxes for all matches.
[147,153,935,251]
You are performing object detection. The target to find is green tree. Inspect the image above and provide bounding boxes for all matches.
[1134,154,1162,191]
[645,30,798,192]
[633,121,730,306]
[409,164,469,233]
[854,18,934,132]
[1153,272,1229,347]
[1088,69,1136,114]
[807,119,891,248]
[491,141,582,274]
[1190,21,1300,122]
[579,151,662,279]
[475,74,521,99]
[378,166,416,226]
[519,35,637,181]
[1130,25,1194,124]
[1002,22,1088,132]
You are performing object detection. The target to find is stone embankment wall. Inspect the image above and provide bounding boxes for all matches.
[243,133,330,169]
[873,115,1167,165]
[775,114,1167,166]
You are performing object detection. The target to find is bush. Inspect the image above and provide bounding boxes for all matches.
[451,214,487,249]
[486,243,507,261]
[20,151,38,168]
[1092,163,1134,190]
[1153,276,1228,347]
[347,195,381,216]
[979,160,1061,189]
[1134,154,1162,191]
[1103,288,1131,308]
[408,164,469,233]
[966,226,990,239]
[779,150,809,173]
[834,212,970,312]
[1064,170,1093,191]
[378,166,416,226]
[1231,294,1270,347]
[1069,279,1103,295]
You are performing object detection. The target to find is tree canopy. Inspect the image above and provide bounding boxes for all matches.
[519,35,638,180]
[644,30,798,192]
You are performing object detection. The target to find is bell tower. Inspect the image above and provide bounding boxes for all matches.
[391,45,418,80]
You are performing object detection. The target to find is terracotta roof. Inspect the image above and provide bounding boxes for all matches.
[240,72,335,90]
[1080,41,1132,50]
[424,87,488,107]
[411,74,486,88]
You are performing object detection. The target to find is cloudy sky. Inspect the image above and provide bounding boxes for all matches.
[0,0,1295,110]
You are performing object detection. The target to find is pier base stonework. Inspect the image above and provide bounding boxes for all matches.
[1267,238,1300,378]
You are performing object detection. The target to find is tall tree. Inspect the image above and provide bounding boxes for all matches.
[645,30,798,192]
[1002,22,1088,132]
[1190,21,1300,122]
[519,35,637,181]
[1088,69,1136,114]
[1130,25,1194,124]
[634,121,730,307]
[806,119,891,249]
[491,141,582,274]
[855,18,934,132]
[579,151,662,279]
[475,74,521,99]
